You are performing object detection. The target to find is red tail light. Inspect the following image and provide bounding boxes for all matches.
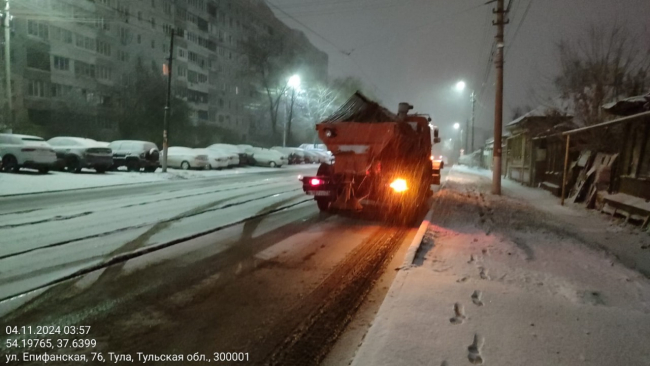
[310,178,322,186]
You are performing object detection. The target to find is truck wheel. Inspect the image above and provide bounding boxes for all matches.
[316,197,331,212]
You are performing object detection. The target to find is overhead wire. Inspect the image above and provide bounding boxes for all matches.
[505,0,533,57]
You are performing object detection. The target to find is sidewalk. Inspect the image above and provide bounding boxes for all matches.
[351,167,650,366]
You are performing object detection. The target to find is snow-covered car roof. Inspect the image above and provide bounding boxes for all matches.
[49,137,101,146]
[1,133,45,140]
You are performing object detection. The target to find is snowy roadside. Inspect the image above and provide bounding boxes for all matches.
[0,165,313,196]
[351,167,650,366]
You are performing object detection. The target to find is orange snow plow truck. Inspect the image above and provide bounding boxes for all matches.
[301,92,442,219]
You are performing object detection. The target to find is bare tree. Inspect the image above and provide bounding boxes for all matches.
[555,24,650,127]
[240,33,297,136]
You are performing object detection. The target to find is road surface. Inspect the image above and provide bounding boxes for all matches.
[0,167,447,365]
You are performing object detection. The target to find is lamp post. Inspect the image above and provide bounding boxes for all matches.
[3,0,13,129]
[453,122,463,161]
[454,80,476,153]
[284,74,300,148]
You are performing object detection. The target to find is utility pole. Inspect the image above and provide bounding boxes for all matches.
[161,29,174,173]
[3,0,12,129]
[492,0,508,195]
[470,91,476,152]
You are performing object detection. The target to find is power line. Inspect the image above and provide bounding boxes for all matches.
[265,0,347,54]
[506,0,533,57]
[265,0,395,103]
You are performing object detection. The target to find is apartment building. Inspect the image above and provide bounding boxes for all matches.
[0,0,328,142]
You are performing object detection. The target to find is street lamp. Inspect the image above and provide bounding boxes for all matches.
[284,74,301,147]
[453,122,463,161]
[453,80,476,153]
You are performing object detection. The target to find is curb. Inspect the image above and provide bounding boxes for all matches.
[401,208,434,267]
[400,171,451,267]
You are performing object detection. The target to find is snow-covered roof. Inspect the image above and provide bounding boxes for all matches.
[602,93,650,116]
[507,101,573,127]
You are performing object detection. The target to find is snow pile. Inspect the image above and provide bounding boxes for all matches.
[0,165,313,196]
[352,167,650,366]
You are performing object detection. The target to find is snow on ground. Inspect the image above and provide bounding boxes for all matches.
[352,167,650,366]
[0,164,312,196]
[0,178,308,300]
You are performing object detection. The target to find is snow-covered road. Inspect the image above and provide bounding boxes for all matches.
[0,166,317,300]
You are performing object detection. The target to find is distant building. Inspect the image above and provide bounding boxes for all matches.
[0,0,328,142]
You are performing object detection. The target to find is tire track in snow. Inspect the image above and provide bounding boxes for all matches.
[0,188,301,261]
[0,195,313,302]
[0,211,94,229]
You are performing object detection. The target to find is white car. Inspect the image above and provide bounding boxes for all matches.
[236,144,256,165]
[251,147,287,168]
[166,147,209,170]
[196,148,229,169]
[299,143,327,151]
[0,133,57,174]
[206,144,240,167]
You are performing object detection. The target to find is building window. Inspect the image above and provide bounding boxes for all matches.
[51,83,72,98]
[137,34,141,44]
[53,56,70,71]
[118,50,130,62]
[177,65,187,77]
[151,40,155,49]
[26,48,50,70]
[27,80,46,97]
[151,17,156,29]
[28,21,48,39]
[97,66,112,81]
[97,41,111,56]
[75,60,95,78]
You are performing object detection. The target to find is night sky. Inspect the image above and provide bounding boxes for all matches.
[270,0,650,147]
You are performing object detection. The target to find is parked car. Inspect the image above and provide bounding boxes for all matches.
[108,140,160,172]
[195,148,230,170]
[271,146,303,164]
[310,149,333,164]
[299,143,327,151]
[166,147,209,170]
[251,147,288,168]
[300,149,324,164]
[237,144,256,165]
[206,144,241,167]
[48,137,113,173]
[0,133,57,174]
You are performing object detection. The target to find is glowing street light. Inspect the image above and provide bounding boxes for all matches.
[288,74,301,90]
[455,80,466,92]
[453,122,460,130]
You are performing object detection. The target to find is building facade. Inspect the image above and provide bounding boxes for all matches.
[0,0,328,143]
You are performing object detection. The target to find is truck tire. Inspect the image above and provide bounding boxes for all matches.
[315,163,334,212]
[316,197,331,212]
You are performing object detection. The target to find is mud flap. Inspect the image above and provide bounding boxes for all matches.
[432,169,441,185]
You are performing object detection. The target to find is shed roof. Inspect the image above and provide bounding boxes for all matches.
[602,94,650,116]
